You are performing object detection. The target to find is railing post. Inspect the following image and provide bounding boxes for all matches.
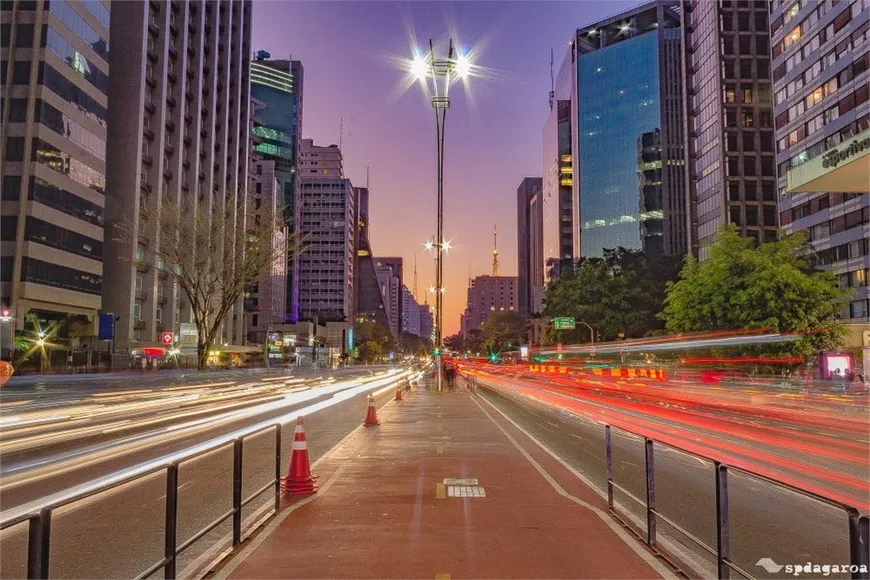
[848,513,869,580]
[604,425,614,510]
[715,463,731,580]
[644,438,656,547]
[164,464,179,579]
[232,439,243,546]
[27,509,51,580]
[275,424,283,511]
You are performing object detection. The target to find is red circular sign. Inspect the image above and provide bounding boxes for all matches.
[160,332,174,344]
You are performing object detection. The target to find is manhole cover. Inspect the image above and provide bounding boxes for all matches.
[447,486,486,498]
[443,478,478,485]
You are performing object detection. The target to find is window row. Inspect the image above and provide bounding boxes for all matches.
[19,257,101,295]
[44,25,109,93]
[23,215,103,260]
[774,19,867,92]
[728,204,779,227]
[784,112,870,171]
[35,98,107,160]
[47,0,109,60]
[807,236,869,266]
[838,268,869,288]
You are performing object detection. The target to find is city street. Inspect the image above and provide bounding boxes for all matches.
[465,366,869,578]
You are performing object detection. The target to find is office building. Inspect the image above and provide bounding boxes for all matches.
[572,1,687,258]
[401,285,421,337]
[250,52,303,322]
[681,0,779,260]
[418,301,433,342]
[375,258,402,338]
[771,0,869,322]
[244,159,287,344]
[1,0,110,352]
[460,275,518,337]
[353,186,390,328]
[102,0,253,355]
[541,52,576,282]
[296,139,356,322]
[377,256,403,334]
[516,177,543,315]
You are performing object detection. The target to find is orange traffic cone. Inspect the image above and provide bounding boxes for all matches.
[395,385,403,401]
[282,417,317,495]
[364,394,380,426]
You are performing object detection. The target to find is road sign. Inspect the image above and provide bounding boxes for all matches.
[160,332,174,345]
[553,317,575,330]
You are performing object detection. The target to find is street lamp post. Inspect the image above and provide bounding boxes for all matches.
[579,321,595,351]
[410,39,470,392]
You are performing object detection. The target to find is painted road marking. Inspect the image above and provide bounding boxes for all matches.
[436,483,446,499]
[437,424,443,432]
[436,445,443,455]
[447,485,486,498]
[436,574,451,580]
[443,478,478,485]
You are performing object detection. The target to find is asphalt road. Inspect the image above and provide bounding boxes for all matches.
[471,372,865,580]
[0,368,413,579]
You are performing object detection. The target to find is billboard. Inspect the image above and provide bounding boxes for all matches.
[179,323,198,352]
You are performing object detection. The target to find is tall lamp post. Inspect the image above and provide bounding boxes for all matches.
[410,39,471,392]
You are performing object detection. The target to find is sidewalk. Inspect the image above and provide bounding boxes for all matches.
[212,378,675,579]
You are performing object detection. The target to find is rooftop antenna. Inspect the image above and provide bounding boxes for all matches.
[339,117,344,151]
[492,225,500,276]
[468,254,472,286]
[549,48,555,111]
[413,254,418,301]
[366,164,370,189]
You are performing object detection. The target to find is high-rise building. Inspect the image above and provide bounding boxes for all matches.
[528,189,545,313]
[250,53,303,322]
[541,53,576,282]
[770,0,869,322]
[375,260,399,338]
[102,0,253,354]
[296,139,356,322]
[681,0,779,260]
[460,275,518,337]
[353,186,390,329]
[572,0,687,258]
[245,159,287,344]
[418,301,434,342]
[377,256,403,334]
[400,285,421,337]
[1,0,110,348]
[516,177,543,315]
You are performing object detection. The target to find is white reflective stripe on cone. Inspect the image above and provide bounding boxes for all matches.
[291,441,308,451]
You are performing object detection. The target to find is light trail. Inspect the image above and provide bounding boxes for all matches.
[0,368,414,524]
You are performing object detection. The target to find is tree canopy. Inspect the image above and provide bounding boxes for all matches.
[119,192,294,369]
[353,320,395,362]
[660,226,847,356]
[479,311,527,353]
[543,248,681,343]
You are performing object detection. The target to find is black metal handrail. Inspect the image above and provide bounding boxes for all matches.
[604,424,870,580]
[4,423,282,580]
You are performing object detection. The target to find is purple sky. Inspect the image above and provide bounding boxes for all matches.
[253,1,632,335]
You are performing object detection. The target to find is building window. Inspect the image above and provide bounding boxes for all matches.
[12,61,30,84]
[742,111,755,127]
[133,304,142,320]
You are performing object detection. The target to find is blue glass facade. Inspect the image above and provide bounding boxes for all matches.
[250,59,303,322]
[578,31,662,257]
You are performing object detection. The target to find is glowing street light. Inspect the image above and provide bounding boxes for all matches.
[36,338,45,347]
[406,38,474,392]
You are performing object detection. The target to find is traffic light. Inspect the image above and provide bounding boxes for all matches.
[434,348,441,356]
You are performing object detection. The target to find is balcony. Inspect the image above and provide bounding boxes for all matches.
[133,320,146,330]
[148,22,159,36]
[165,119,176,132]
[167,95,177,108]
[145,76,157,88]
[136,261,151,273]
[157,295,168,305]
[142,154,153,166]
[165,143,175,156]
[157,268,168,279]
[135,291,148,301]
[144,101,156,114]
[147,49,158,63]
[168,70,178,83]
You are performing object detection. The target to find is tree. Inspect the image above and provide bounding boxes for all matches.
[118,192,296,370]
[543,249,681,343]
[660,226,847,357]
[480,311,527,353]
[353,320,395,362]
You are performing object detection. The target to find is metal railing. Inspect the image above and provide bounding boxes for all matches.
[604,424,870,580]
[1,424,282,580]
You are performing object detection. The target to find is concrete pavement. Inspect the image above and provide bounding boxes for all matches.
[210,377,674,579]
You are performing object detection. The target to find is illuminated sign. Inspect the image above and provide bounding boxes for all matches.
[822,137,870,169]
[160,332,174,344]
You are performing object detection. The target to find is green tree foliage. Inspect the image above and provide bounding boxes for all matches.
[660,226,847,356]
[480,311,527,353]
[543,248,681,343]
[353,320,395,362]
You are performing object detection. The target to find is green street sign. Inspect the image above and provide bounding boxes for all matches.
[553,317,575,330]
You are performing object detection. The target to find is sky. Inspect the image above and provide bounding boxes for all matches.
[253,1,633,335]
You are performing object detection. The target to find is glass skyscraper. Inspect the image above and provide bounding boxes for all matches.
[250,54,303,322]
[573,1,686,258]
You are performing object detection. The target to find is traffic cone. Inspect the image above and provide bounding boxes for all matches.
[364,394,380,426]
[395,385,403,401]
[282,417,317,495]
